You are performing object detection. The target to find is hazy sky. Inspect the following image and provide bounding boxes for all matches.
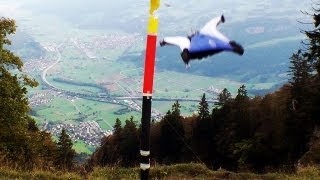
[0,0,309,20]
[0,0,311,37]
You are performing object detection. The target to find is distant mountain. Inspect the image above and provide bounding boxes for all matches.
[9,31,45,60]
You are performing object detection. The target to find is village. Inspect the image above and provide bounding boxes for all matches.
[45,121,112,147]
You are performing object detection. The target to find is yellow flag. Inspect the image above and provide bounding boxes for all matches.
[150,0,160,14]
[147,15,159,34]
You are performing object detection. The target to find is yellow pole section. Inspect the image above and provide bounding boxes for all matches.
[147,16,159,35]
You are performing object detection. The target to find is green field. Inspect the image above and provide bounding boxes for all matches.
[152,101,201,117]
[33,98,141,130]
[73,140,94,154]
[34,98,79,123]
[30,34,245,133]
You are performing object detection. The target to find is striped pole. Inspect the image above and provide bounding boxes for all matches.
[140,1,159,179]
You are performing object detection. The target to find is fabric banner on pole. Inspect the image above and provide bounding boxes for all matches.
[150,0,160,14]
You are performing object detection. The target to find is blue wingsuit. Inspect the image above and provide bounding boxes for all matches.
[160,15,244,66]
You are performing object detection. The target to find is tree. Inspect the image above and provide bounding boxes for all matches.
[198,93,210,120]
[302,6,320,125]
[287,52,314,158]
[235,85,248,102]
[119,116,139,166]
[89,135,117,167]
[289,51,313,105]
[29,129,58,169]
[304,10,320,73]
[0,17,38,167]
[159,101,185,163]
[234,85,252,139]
[216,88,232,106]
[284,4,320,161]
[193,94,212,162]
[113,118,122,141]
[171,100,181,117]
[56,128,76,170]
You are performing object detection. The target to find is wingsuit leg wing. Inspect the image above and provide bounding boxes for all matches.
[180,49,190,65]
[229,41,244,55]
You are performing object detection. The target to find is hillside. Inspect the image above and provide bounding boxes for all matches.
[1,164,320,179]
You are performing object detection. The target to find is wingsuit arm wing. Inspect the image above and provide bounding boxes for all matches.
[160,36,190,51]
[200,15,230,42]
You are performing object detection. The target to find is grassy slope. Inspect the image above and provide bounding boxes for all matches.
[73,140,93,154]
[91,163,320,180]
[0,167,81,180]
[2,164,320,180]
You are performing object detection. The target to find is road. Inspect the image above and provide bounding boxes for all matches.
[40,43,217,119]
[41,45,62,90]
[114,96,216,103]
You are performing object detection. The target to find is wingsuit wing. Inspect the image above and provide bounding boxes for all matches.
[161,36,190,51]
[199,15,230,43]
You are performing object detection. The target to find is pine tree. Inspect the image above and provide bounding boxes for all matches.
[113,118,122,141]
[198,93,210,120]
[159,101,185,163]
[193,93,212,162]
[171,100,181,117]
[56,128,76,170]
[305,10,320,73]
[303,6,320,124]
[234,85,251,139]
[119,116,139,166]
[216,88,232,106]
[289,51,313,105]
[285,4,320,161]
[235,85,249,102]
